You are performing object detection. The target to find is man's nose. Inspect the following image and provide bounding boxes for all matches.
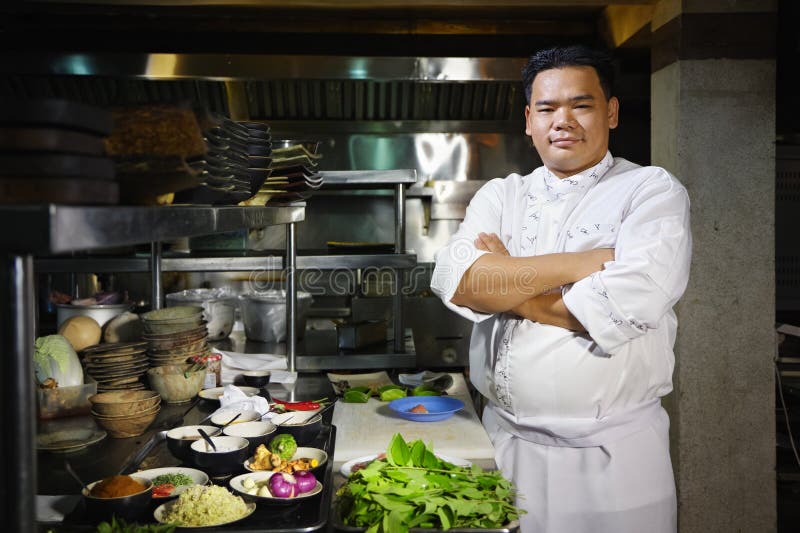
[554,109,576,129]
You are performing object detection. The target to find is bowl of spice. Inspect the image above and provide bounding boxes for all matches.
[83,474,153,521]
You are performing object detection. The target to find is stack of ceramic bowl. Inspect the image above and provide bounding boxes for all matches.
[88,390,161,438]
[141,306,210,368]
[81,341,150,392]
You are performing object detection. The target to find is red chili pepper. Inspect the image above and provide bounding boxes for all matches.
[273,398,321,411]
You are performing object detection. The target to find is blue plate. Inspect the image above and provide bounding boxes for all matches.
[388,396,465,422]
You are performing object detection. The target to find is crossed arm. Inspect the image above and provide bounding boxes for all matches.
[450,232,613,331]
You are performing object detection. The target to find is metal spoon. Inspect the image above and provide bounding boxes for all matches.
[64,460,90,494]
[197,428,217,452]
[219,412,242,430]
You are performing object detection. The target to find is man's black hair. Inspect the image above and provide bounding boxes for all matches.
[522,44,615,103]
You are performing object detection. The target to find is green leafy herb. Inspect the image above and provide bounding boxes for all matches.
[336,433,523,532]
[96,516,176,533]
[150,473,194,487]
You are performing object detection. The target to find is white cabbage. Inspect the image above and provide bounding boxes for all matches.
[33,335,83,387]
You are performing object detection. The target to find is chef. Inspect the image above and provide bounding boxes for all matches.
[431,44,692,533]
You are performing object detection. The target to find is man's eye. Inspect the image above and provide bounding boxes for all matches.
[536,108,553,113]
[575,104,591,109]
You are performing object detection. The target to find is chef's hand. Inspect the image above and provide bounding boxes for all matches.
[475,232,509,255]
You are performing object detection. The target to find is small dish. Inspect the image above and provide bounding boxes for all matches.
[133,467,209,499]
[229,471,322,505]
[244,446,328,475]
[340,453,471,478]
[387,396,465,422]
[210,408,261,427]
[154,499,256,528]
[198,386,260,402]
[242,370,271,388]
[37,428,107,453]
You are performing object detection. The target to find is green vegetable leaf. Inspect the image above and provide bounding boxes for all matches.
[343,389,371,403]
[379,388,407,402]
[387,433,410,466]
[411,385,441,396]
[436,505,454,530]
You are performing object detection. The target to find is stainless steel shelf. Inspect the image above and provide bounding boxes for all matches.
[321,169,417,187]
[0,204,305,254]
[35,252,417,272]
[211,329,416,371]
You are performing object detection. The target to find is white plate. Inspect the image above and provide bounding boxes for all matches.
[340,453,472,477]
[198,386,260,401]
[243,446,328,473]
[229,471,323,504]
[154,499,255,528]
[132,467,209,499]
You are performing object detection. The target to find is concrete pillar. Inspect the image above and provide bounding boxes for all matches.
[650,1,776,531]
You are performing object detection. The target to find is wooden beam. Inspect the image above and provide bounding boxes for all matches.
[600,4,654,49]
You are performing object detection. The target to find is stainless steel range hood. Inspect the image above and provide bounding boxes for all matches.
[1,53,527,128]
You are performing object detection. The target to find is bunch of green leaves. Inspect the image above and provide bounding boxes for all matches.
[342,384,442,403]
[335,434,523,532]
[95,516,175,533]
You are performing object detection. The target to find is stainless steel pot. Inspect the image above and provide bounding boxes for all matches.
[238,290,313,342]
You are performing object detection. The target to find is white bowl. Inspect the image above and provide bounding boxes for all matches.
[210,409,262,427]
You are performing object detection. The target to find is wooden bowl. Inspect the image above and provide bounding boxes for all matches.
[92,405,160,438]
[88,390,161,417]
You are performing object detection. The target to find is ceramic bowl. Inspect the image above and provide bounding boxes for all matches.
[270,412,322,446]
[222,420,277,455]
[189,435,249,477]
[241,370,271,388]
[88,390,161,417]
[229,470,322,505]
[146,364,206,404]
[83,475,153,521]
[92,405,160,438]
[210,408,262,427]
[166,425,222,463]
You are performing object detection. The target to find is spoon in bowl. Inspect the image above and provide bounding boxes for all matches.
[197,428,217,452]
[64,460,90,494]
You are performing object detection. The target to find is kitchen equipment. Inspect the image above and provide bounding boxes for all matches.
[336,320,387,350]
[189,435,250,476]
[197,428,217,451]
[238,290,313,342]
[387,396,465,422]
[165,425,221,464]
[82,475,153,522]
[146,364,206,404]
[223,420,277,455]
[55,302,132,329]
[165,288,237,340]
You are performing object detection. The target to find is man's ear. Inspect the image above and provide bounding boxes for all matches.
[608,96,619,130]
[524,105,532,136]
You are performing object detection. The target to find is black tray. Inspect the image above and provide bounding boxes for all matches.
[57,425,337,532]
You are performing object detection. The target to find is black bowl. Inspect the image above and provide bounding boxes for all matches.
[189,435,249,477]
[83,476,153,522]
[166,425,221,464]
[271,412,322,446]
[242,370,271,388]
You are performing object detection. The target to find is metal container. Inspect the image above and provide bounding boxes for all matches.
[165,288,237,340]
[55,302,131,329]
[238,290,313,343]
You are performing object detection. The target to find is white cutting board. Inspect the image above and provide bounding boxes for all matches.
[331,373,496,469]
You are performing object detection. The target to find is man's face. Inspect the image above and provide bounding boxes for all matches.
[525,66,619,178]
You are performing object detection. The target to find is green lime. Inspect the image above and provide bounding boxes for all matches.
[379,388,407,401]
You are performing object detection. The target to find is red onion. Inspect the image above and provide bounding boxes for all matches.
[268,472,297,498]
[294,470,317,494]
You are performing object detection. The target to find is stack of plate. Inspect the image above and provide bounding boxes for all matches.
[241,140,323,205]
[81,342,150,392]
[143,323,211,368]
[177,118,273,205]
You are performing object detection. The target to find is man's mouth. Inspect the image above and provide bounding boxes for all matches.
[550,137,580,147]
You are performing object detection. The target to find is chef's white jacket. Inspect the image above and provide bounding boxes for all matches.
[431,152,691,533]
